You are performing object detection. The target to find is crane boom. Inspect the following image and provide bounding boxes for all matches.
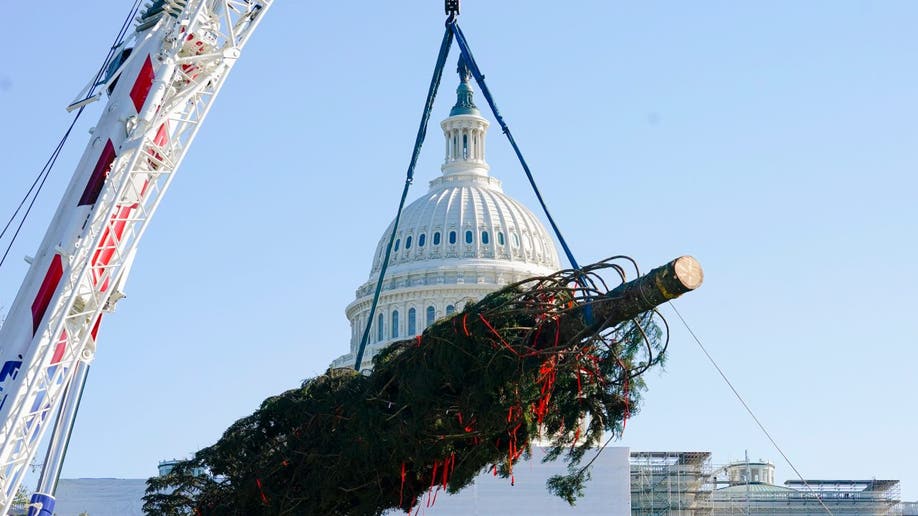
[0,1,273,511]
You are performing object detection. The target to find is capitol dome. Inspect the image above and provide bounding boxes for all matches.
[332,59,561,370]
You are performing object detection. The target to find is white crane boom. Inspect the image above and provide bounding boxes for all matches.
[0,1,273,512]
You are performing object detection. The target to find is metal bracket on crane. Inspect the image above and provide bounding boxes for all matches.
[445,0,460,17]
[66,93,103,113]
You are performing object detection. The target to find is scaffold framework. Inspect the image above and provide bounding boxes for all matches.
[631,451,714,515]
[630,452,903,516]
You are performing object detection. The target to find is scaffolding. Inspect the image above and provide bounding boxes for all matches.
[631,451,713,515]
[631,453,902,516]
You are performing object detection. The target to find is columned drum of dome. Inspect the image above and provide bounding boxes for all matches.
[332,60,561,371]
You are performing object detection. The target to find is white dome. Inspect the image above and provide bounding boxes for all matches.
[367,173,560,278]
[332,61,561,370]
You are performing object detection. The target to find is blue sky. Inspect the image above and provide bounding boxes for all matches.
[1,0,916,503]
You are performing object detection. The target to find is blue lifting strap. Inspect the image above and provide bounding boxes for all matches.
[448,21,595,321]
[354,27,454,371]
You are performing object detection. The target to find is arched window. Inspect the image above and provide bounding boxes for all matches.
[426,306,436,327]
[446,305,455,316]
[433,232,441,245]
[391,310,399,339]
[498,231,505,246]
[405,236,412,249]
[377,313,384,342]
[408,308,417,336]
[449,231,457,244]
[511,232,520,248]
[465,230,473,244]
[394,239,400,252]
[418,234,426,247]
[481,231,489,244]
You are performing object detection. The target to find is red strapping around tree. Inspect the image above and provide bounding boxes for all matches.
[503,404,526,485]
[399,462,406,508]
[426,460,439,507]
[478,314,521,357]
[255,478,269,506]
[533,356,558,426]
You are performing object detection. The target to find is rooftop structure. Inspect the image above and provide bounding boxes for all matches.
[632,452,903,515]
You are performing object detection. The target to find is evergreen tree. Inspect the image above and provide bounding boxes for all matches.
[144,258,698,515]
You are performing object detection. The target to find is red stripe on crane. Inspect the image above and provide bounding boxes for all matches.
[91,315,103,340]
[78,139,116,206]
[31,254,64,335]
[92,205,134,291]
[50,330,68,365]
[129,56,155,113]
[146,123,169,169]
[153,123,168,146]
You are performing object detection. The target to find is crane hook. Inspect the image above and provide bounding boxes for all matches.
[445,0,460,23]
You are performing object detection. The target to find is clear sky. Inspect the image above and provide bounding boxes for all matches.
[1,0,916,503]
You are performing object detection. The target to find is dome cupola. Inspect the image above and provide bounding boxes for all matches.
[440,56,489,178]
[449,57,480,117]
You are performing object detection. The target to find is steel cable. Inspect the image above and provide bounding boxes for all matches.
[0,0,144,273]
[669,301,835,516]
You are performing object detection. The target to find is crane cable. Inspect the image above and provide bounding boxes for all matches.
[0,0,144,273]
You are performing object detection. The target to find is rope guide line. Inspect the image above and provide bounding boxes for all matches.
[669,301,835,516]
